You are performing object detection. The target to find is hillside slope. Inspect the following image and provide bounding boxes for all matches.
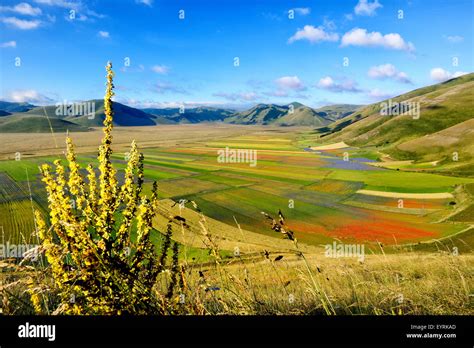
[0,115,89,133]
[318,73,474,174]
[0,101,36,113]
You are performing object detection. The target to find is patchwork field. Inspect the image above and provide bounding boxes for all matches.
[1,125,473,255]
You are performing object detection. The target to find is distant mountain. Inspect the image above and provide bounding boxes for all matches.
[224,104,289,125]
[143,106,234,123]
[21,100,157,127]
[0,99,362,132]
[0,101,36,113]
[224,103,360,126]
[313,104,362,122]
[272,104,330,127]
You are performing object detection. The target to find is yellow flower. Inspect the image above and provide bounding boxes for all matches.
[29,62,181,315]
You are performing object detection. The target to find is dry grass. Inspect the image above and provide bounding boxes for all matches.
[188,251,473,315]
[0,125,279,160]
[3,251,472,315]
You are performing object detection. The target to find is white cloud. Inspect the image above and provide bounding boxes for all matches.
[136,0,153,6]
[293,7,310,15]
[5,89,54,104]
[396,72,410,83]
[288,25,339,44]
[265,76,311,98]
[430,68,468,82]
[1,40,16,48]
[452,71,469,78]
[430,68,451,81]
[444,35,464,43]
[368,64,411,83]
[34,0,105,19]
[33,0,80,9]
[151,65,169,74]
[85,9,104,19]
[317,76,362,93]
[318,76,334,89]
[275,76,305,90]
[213,92,258,102]
[341,28,415,52]
[122,99,234,109]
[98,30,109,38]
[1,17,41,29]
[354,0,382,16]
[0,3,42,16]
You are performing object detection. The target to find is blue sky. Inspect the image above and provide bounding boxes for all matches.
[0,0,472,109]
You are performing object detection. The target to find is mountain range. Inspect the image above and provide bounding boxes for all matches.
[224,102,359,126]
[0,100,360,131]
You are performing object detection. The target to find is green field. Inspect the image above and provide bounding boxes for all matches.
[1,126,473,252]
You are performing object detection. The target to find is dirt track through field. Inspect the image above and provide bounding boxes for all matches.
[310,142,349,150]
[356,189,454,199]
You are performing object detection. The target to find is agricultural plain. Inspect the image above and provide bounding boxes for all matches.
[1,125,473,256]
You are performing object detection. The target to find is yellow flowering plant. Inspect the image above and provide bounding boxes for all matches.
[30,62,182,314]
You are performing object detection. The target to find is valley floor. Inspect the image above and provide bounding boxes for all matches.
[1,124,473,252]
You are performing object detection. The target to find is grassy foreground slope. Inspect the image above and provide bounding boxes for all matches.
[3,249,472,315]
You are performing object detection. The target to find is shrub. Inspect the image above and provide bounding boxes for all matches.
[30,62,182,314]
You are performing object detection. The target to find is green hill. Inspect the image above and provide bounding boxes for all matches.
[395,119,474,175]
[273,104,331,127]
[0,101,36,113]
[0,115,89,133]
[318,73,474,174]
